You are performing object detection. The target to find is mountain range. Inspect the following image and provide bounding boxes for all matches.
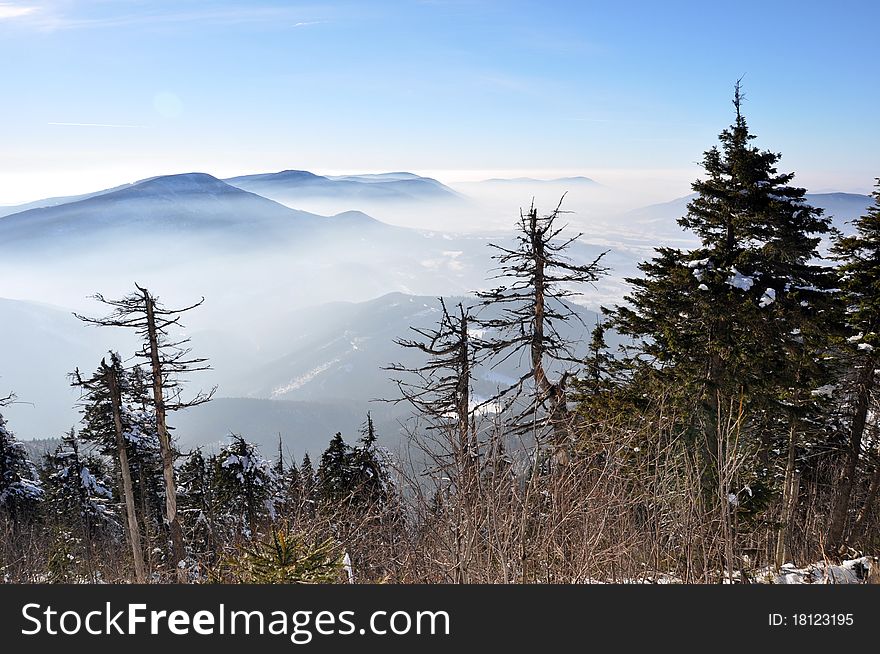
[0,168,873,454]
[224,170,462,205]
[0,173,394,254]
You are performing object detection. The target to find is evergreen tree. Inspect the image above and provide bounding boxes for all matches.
[276,460,302,518]
[75,357,165,513]
[575,319,622,403]
[607,83,838,563]
[299,453,316,515]
[213,436,276,535]
[317,432,353,505]
[350,414,393,509]
[72,353,159,581]
[41,431,115,531]
[829,178,880,547]
[0,401,43,524]
[178,448,220,565]
[271,436,302,518]
[272,435,285,480]
[40,431,117,579]
[226,526,342,584]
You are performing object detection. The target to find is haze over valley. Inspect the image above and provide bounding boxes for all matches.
[0,168,872,450]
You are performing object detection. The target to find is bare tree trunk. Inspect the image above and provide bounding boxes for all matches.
[142,289,187,581]
[528,211,570,451]
[775,424,800,568]
[137,463,153,577]
[829,364,874,550]
[530,211,549,400]
[716,397,737,583]
[75,287,212,581]
[852,458,880,542]
[458,309,472,457]
[106,364,147,583]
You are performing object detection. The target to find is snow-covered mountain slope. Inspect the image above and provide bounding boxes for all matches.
[0,173,342,250]
[224,291,603,404]
[0,182,136,219]
[222,169,472,230]
[0,291,604,449]
[0,169,460,222]
[807,192,875,232]
[0,171,491,317]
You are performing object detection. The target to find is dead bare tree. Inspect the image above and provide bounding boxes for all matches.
[75,285,215,581]
[386,299,480,465]
[476,196,607,451]
[71,353,146,583]
[385,299,485,581]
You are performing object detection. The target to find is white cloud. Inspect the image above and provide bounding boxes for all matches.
[17,5,331,31]
[0,3,36,19]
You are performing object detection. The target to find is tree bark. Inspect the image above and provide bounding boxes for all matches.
[530,210,549,398]
[106,364,147,583]
[458,309,472,457]
[528,209,570,451]
[852,458,880,542]
[142,289,187,581]
[775,423,800,568]
[828,363,875,550]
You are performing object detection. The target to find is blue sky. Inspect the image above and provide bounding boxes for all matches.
[1,0,878,203]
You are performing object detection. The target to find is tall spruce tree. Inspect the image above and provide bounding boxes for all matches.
[275,458,302,519]
[72,353,161,582]
[608,83,838,564]
[577,319,621,398]
[829,178,880,548]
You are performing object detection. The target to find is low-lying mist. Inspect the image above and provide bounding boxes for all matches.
[0,169,871,452]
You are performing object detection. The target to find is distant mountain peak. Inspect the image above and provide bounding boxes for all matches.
[254,170,323,181]
[224,169,461,204]
[129,172,240,194]
[330,210,381,223]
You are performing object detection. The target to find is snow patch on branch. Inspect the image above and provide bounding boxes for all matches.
[726,268,754,291]
[759,288,776,307]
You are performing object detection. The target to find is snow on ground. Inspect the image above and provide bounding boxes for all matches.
[759,557,879,584]
[270,358,342,397]
[579,557,879,584]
